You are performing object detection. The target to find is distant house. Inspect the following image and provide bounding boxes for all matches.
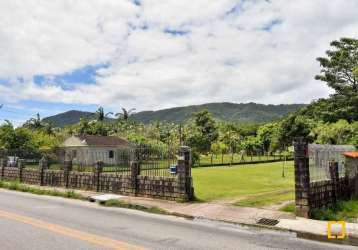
[61,135,132,165]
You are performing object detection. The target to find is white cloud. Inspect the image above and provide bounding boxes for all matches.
[0,0,357,114]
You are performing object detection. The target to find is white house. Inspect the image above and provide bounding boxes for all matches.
[61,135,132,165]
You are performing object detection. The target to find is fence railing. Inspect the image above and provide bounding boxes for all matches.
[0,146,193,201]
[1,145,180,177]
[195,152,293,167]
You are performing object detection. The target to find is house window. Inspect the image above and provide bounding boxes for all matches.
[109,150,114,159]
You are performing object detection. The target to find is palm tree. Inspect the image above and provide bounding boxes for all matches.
[96,107,105,121]
[115,108,136,121]
[24,113,46,130]
[95,106,114,122]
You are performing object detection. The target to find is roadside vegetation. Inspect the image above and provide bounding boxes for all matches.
[0,180,85,200]
[0,180,193,218]
[311,200,358,222]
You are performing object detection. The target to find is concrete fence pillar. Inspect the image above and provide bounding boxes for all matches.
[0,158,6,179]
[18,159,25,182]
[130,161,140,195]
[329,161,339,204]
[94,161,103,192]
[293,137,310,218]
[64,160,73,188]
[177,146,194,200]
[39,157,49,186]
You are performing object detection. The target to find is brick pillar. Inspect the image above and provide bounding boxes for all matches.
[294,137,310,218]
[130,161,140,195]
[39,157,48,186]
[177,146,194,201]
[0,158,6,179]
[64,160,73,188]
[94,161,103,192]
[329,161,339,204]
[18,159,25,182]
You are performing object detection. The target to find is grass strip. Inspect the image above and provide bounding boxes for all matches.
[0,180,85,200]
[279,202,296,213]
[235,190,294,207]
[0,180,193,220]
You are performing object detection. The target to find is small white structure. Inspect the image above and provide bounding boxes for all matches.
[61,135,132,165]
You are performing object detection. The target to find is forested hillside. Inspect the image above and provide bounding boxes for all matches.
[43,102,305,127]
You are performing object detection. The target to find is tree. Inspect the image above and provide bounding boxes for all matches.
[279,114,313,146]
[187,110,218,153]
[95,106,113,122]
[96,107,105,121]
[311,119,356,145]
[0,121,40,158]
[210,142,228,164]
[315,38,358,121]
[77,118,91,135]
[115,108,136,121]
[316,38,358,95]
[23,113,47,130]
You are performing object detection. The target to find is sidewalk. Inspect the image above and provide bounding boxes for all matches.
[14,185,358,246]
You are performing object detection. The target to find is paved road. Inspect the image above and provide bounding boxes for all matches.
[0,189,354,250]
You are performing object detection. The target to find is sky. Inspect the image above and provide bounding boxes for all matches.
[0,0,358,125]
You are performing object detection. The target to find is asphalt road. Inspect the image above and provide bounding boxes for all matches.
[0,189,355,250]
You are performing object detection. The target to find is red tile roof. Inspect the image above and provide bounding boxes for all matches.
[343,152,358,158]
[76,135,131,147]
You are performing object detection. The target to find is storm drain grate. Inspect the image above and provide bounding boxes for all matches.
[256,218,279,226]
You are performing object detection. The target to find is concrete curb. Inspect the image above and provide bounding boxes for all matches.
[183,215,358,247]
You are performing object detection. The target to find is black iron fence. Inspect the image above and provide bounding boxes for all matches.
[0,146,194,201]
[1,145,179,177]
[195,151,293,167]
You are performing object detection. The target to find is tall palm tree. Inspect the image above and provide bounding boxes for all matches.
[115,108,136,121]
[96,107,105,121]
[95,106,114,122]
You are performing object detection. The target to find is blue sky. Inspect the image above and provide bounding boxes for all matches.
[0,0,357,125]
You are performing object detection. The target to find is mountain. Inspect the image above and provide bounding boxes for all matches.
[43,102,306,127]
[43,110,114,128]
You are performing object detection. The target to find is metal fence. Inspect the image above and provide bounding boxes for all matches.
[135,146,178,177]
[1,145,179,177]
[196,152,292,167]
[308,144,356,182]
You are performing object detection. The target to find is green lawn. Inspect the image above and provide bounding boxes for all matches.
[192,161,295,206]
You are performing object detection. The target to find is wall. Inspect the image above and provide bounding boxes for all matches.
[64,146,128,165]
